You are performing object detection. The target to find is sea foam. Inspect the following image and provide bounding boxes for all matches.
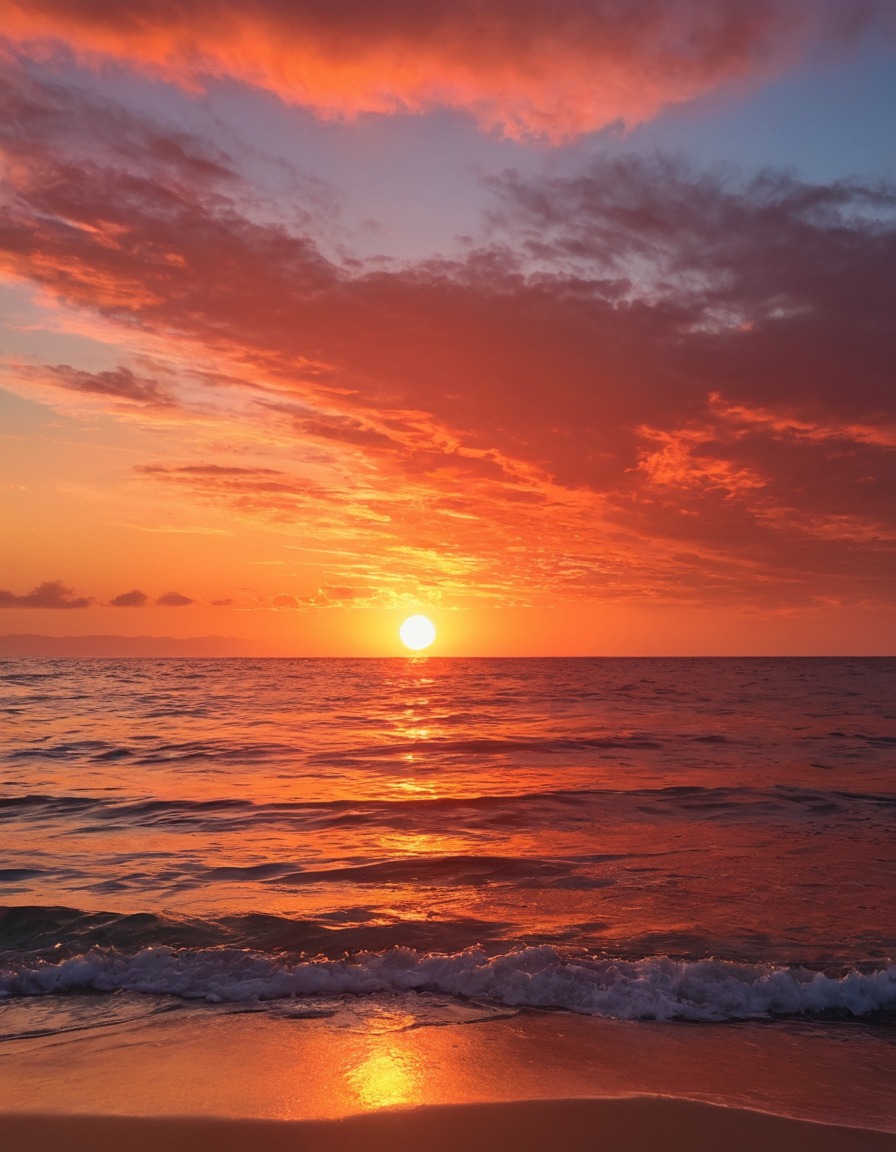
[2,945,894,1022]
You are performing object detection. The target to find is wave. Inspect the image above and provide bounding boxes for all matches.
[0,904,513,957]
[8,739,298,764]
[308,734,666,763]
[1,942,893,1022]
[250,854,600,887]
[3,785,893,837]
[7,730,775,771]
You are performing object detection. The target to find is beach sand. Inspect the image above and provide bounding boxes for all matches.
[2,999,895,1150]
[5,1099,896,1152]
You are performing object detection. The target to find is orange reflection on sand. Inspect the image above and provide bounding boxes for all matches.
[346,1011,426,1110]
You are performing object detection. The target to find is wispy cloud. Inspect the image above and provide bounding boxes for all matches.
[39,363,174,407]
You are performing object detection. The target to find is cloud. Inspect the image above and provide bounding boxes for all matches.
[2,1,890,140]
[1,69,894,610]
[633,427,767,497]
[271,585,413,610]
[305,584,380,608]
[0,580,91,608]
[272,593,300,609]
[137,465,334,521]
[43,364,174,407]
[110,589,148,607]
[156,591,194,606]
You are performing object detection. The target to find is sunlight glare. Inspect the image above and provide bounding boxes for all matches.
[399,614,436,651]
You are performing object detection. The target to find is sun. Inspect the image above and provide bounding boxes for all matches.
[399,614,436,651]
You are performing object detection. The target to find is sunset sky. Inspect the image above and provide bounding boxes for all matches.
[1,0,895,655]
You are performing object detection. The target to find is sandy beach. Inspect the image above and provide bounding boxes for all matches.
[3,996,895,1151]
[6,1098,896,1152]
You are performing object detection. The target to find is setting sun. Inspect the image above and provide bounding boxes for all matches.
[399,615,436,651]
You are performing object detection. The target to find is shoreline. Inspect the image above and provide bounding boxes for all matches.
[3,999,895,1133]
[5,1099,896,1152]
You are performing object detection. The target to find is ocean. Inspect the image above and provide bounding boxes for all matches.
[1,656,895,1131]
[3,654,894,1012]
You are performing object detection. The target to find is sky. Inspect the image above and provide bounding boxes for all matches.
[1,0,895,656]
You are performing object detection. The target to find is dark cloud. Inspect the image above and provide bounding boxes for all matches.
[156,591,194,606]
[110,589,148,607]
[0,580,91,608]
[0,63,235,181]
[489,156,896,414]
[46,364,174,407]
[297,414,398,451]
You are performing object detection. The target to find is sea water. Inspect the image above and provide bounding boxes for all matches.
[1,657,894,1030]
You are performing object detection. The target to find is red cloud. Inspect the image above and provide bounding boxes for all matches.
[2,70,895,611]
[1,0,888,139]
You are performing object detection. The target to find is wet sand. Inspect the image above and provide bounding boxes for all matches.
[2,999,895,1150]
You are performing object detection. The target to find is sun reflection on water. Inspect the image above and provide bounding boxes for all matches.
[392,778,439,797]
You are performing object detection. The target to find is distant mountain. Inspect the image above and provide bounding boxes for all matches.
[0,634,259,657]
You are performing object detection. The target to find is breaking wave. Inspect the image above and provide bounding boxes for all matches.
[2,944,894,1023]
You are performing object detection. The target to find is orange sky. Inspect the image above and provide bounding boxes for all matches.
[1,1,895,655]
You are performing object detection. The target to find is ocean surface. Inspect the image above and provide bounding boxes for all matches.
[1,656,895,1033]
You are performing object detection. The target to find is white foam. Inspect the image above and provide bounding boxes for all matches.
[2,946,895,1021]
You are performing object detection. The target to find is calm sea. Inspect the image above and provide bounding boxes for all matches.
[1,656,894,1028]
